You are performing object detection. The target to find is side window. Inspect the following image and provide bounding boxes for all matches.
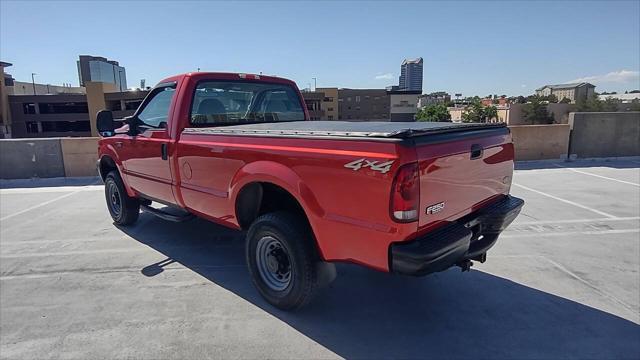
[137,86,175,128]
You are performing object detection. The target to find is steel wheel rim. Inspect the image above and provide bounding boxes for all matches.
[107,181,122,217]
[256,235,292,291]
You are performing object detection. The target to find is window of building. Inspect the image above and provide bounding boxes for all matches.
[41,120,90,133]
[374,97,380,100]
[327,107,334,111]
[124,99,143,110]
[365,96,370,100]
[323,97,333,102]
[355,96,361,102]
[347,97,351,102]
[107,101,123,111]
[26,121,39,133]
[356,106,361,110]
[23,103,36,114]
[38,102,88,114]
[347,115,352,119]
[328,115,334,120]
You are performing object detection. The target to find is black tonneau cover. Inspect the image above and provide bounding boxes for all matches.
[182,121,506,139]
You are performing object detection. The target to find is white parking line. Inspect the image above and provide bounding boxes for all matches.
[500,228,640,238]
[0,185,103,194]
[553,165,640,187]
[514,216,640,226]
[0,190,81,222]
[512,183,618,219]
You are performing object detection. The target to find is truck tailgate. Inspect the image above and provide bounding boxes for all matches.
[414,127,514,229]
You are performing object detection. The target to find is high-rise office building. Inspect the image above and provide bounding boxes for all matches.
[398,57,423,92]
[77,55,127,91]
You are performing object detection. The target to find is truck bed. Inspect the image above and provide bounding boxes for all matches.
[182,121,506,140]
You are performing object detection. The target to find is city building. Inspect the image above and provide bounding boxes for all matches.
[599,93,640,103]
[338,89,389,120]
[8,81,85,96]
[417,91,451,108]
[77,55,127,91]
[388,89,421,121]
[317,87,338,120]
[399,57,423,92]
[1,61,12,138]
[535,82,595,103]
[301,90,325,120]
[1,57,146,138]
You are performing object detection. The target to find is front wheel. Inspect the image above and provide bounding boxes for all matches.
[104,171,140,226]
[246,212,320,310]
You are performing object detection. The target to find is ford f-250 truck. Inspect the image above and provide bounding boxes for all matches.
[96,72,524,309]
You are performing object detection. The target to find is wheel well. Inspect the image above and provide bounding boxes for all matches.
[99,156,117,181]
[236,182,309,230]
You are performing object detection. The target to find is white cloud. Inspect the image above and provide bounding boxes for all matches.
[374,73,394,80]
[568,70,640,84]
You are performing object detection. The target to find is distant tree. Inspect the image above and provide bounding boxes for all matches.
[415,104,452,122]
[522,96,554,124]
[559,97,572,104]
[484,105,499,122]
[602,97,620,112]
[575,97,620,112]
[461,101,498,123]
[515,95,527,104]
[628,90,640,94]
[545,94,559,103]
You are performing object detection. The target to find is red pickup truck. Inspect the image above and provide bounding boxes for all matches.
[96,72,524,309]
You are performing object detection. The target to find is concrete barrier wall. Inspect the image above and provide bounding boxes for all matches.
[60,137,99,177]
[0,116,636,179]
[0,138,65,179]
[509,124,570,161]
[569,112,640,158]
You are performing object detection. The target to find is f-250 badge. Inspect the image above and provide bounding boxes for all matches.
[344,159,394,174]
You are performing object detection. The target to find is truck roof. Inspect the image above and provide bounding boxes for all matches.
[183,121,507,140]
[158,72,297,86]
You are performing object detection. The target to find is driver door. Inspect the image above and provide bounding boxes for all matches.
[121,84,176,204]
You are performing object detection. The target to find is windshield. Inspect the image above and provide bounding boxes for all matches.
[190,81,305,126]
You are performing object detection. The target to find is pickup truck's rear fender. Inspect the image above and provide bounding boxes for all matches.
[230,161,327,257]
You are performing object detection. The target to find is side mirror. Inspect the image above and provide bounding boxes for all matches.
[124,116,141,136]
[96,110,115,135]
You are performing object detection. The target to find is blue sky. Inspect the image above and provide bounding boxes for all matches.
[1,1,639,96]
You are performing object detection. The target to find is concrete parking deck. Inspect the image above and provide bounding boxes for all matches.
[1,159,639,359]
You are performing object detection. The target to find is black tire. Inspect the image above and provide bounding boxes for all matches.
[104,171,140,226]
[246,212,319,310]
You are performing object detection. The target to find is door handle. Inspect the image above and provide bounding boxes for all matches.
[470,144,483,160]
[161,143,168,160]
[115,141,123,148]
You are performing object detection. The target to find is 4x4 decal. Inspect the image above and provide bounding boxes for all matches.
[344,158,394,174]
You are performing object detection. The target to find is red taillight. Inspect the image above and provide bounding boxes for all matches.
[390,162,420,222]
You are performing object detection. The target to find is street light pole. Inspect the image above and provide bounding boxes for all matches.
[31,73,37,95]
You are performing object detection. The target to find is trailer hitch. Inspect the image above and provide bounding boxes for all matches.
[457,259,473,272]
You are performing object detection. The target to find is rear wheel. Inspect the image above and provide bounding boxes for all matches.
[104,171,139,226]
[246,212,319,310]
